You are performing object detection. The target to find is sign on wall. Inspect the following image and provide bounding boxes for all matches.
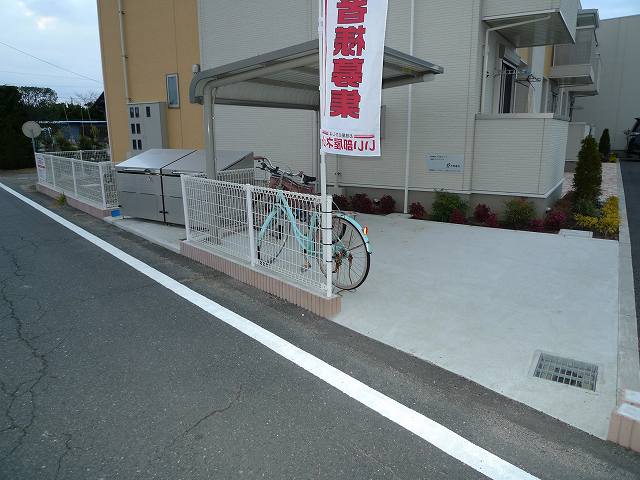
[426,153,465,173]
[320,0,389,157]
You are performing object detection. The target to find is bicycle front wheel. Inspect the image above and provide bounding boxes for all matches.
[319,217,370,291]
[256,208,290,265]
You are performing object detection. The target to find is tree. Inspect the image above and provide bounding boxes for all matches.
[599,128,611,159]
[0,86,34,170]
[572,135,602,212]
[18,86,59,120]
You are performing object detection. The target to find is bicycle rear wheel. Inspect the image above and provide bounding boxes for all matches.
[320,217,370,291]
[256,208,290,265]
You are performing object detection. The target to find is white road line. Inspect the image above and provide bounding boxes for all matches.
[1,182,539,480]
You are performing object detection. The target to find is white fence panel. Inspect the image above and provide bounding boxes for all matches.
[36,152,118,209]
[182,175,331,295]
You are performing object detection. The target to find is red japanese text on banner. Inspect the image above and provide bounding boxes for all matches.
[320,0,388,157]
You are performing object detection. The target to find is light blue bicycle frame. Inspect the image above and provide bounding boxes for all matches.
[256,189,372,258]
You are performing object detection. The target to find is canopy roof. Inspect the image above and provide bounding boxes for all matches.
[190,40,444,111]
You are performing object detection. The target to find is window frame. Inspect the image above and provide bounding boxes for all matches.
[499,60,517,114]
[166,73,180,108]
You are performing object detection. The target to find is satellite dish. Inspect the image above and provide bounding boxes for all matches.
[22,121,42,139]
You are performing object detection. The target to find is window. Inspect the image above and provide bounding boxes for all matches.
[499,61,516,114]
[134,106,140,118]
[166,74,180,108]
[132,139,137,150]
[130,124,136,134]
[137,139,142,150]
[129,107,134,118]
[136,124,141,134]
[146,106,151,117]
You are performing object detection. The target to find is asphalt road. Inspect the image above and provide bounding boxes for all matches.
[621,160,640,341]
[1,172,640,479]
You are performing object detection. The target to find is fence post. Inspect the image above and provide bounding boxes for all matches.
[98,162,107,209]
[245,184,256,267]
[79,151,83,162]
[181,175,191,242]
[50,156,57,189]
[323,194,333,298]
[71,159,78,197]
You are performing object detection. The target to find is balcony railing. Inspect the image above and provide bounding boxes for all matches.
[473,114,569,196]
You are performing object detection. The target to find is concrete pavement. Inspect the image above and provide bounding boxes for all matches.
[1,173,640,479]
[336,212,619,439]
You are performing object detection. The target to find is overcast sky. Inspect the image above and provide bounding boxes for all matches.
[0,0,639,105]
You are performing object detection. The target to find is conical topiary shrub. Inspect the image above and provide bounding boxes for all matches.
[599,128,611,159]
[572,135,602,212]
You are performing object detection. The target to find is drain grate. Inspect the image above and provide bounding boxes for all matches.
[533,353,598,391]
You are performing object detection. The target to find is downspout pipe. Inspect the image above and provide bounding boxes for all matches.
[480,16,551,114]
[403,0,416,214]
[117,0,130,102]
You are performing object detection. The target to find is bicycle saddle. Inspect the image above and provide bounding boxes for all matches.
[302,174,316,185]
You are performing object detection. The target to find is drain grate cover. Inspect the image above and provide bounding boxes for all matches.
[533,353,598,391]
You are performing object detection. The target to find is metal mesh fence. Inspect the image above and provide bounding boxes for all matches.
[182,175,330,294]
[41,150,111,162]
[36,152,118,209]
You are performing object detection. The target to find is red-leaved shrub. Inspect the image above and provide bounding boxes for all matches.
[350,193,373,214]
[409,202,426,220]
[377,194,396,214]
[449,208,466,224]
[486,213,499,228]
[528,219,545,232]
[333,194,350,211]
[474,204,492,223]
[544,209,567,231]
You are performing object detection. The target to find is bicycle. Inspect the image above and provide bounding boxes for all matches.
[254,157,371,291]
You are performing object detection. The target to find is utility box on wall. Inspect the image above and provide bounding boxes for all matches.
[127,102,167,155]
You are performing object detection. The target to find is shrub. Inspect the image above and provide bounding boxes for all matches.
[503,198,535,229]
[350,193,373,214]
[409,202,426,220]
[573,196,598,216]
[449,208,466,224]
[544,209,567,231]
[609,153,618,163]
[431,192,467,223]
[473,204,491,223]
[574,197,619,237]
[573,135,602,207]
[599,197,619,236]
[486,213,499,228]
[599,128,611,159]
[575,214,599,231]
[377,194,396,214]
[333,194,350,211]
[528,219,545,232]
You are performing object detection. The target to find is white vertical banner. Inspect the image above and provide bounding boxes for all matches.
[320,0,388,157]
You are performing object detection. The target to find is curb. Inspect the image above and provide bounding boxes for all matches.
[616,162,640,400]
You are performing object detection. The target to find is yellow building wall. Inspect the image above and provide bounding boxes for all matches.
[97,0,203,164]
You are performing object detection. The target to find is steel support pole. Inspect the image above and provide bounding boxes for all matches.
[204,85,217,180]
[181,175,191,242]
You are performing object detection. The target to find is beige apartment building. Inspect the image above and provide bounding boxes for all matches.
[97,0,203,163]
[99,1,601,213]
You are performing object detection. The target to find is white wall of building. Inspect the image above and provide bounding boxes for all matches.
[196,0,572,203]
[573,15,640,150]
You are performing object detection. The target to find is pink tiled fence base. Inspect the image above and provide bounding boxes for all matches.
[608,391,640,452]
[36,183,115,219]
[181,241,341,319]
